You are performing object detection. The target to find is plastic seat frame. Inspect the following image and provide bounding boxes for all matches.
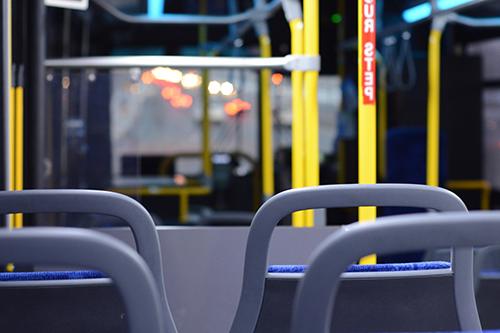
[0,190,176,332]
[229,184,472,333]
[0,227,165,333]
[290,211,498,332]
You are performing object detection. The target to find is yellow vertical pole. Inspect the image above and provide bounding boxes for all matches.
[303,0,319,227]
[199,0,212,179]
[427,26,443,187]
[290,19,306,227]
[358,0,377,264]
[179,191,189,223]
[260,35,274,200]
[14,85,23,228]
[201,71,212,178]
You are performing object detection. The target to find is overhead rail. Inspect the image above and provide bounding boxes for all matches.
[341,0,496,49]
[44,55,320,71]
[448,13,500,27]
[388,0,495,34]
[91,0,281,26]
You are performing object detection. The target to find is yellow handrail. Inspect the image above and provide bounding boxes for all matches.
[14,86,23,228]
[358,0,377,264]
[446,180,491,211]
[201,70,212,178]
[259,35,274,200]
[303,0,319,227]
[426,28,443,187]
[290,18,306,227]
[199,0,212,180]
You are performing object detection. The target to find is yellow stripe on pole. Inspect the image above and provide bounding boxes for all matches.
[260,35,274,200]
[427,29,442,187]
[290,19,306,227]
[358,0,377,264]
[303,0,319,227]
[14,86,23,228]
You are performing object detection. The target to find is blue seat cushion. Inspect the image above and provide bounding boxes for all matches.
[0,270,105,281]
[267,261,451,274]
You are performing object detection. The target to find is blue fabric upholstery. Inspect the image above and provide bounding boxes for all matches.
[0,270,105,281]
[267,261,451,274]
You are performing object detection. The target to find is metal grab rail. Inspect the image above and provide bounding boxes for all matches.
[44,54,318,71]
[289,211,500,333]
[0,227,166,333]
[92,0,282,26]
[449,14,500,27]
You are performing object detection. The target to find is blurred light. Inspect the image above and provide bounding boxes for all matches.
[271,73,284,86]
[208,80,221,95]
[402,0,474,23]
[169,93,193,109]
[437,0,473,10]
[173,174,187,186]
[129,68,141,82]
[220,81,235,96]
[178,94,193,108]
[62,76,71,89]
[152,67,183,83]
[234,38,244,48]
[402,2,431,23]
[225,102,239,116]
[147,0,165,18]
[161,85,181,100]
[141,71,154,84]
[224,98,252,117]
[171,97,182,108]
[212,153,231,164]
[330,13,343,24]
[181,72,202,89]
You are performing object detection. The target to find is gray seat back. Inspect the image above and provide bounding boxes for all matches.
[0,227,165,333]
[290,211,499,332]
[230,184,469,333]
[0,190,176,333]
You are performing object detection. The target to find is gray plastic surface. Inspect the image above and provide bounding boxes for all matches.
[0,190,176,333]
[0,227,165,333]
[289,211,500,333]
[281,0,302,22]
[229,184,470,333]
